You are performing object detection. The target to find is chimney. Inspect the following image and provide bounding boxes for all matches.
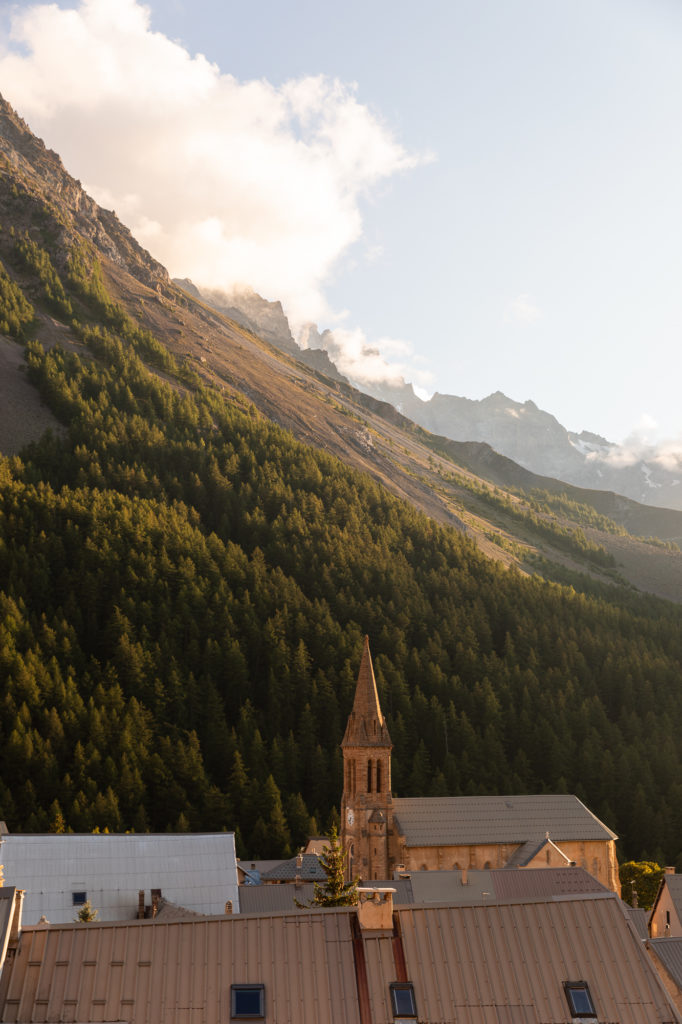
[138,891,145,919]
[665,866,676,875]
[461,867,468,886]
[295,848,303,885]
[357,888,395,932]
[224,900,233,914]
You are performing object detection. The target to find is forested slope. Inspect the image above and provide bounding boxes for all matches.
[1,95,682,865]
[0,231,681,863]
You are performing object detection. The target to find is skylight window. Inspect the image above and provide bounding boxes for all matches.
[390,981,417,1019]
[231,984,265,1019]
[563,981,596,1018]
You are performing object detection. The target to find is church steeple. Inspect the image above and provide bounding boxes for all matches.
[341,637,394,881]
[341,635,392,749]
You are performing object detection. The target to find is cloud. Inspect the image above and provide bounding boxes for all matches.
[587,415,682,470]
[308,326,435,391]
[506,293,541,324]
[0,0,425,325]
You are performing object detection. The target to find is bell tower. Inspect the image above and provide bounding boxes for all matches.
[341,636,393,881]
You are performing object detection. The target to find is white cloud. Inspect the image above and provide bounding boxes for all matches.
[314,326,435,390]
[0,0,425,325]
[506,293,541,324]
[588,415,682,470]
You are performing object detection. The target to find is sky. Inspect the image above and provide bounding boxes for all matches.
[1,0,681,449]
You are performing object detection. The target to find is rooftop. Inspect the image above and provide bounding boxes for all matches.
[393,793,617,847]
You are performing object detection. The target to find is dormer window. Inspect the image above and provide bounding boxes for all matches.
[563,981,596,1018]
[390,981,417,1019]
[231,984,265,1019]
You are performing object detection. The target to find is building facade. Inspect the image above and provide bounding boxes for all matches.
[340,638,620,892]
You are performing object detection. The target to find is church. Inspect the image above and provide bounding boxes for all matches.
[340,637,620,893]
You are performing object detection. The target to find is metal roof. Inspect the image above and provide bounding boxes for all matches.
[239,883,316,914]
[393,793,617,846]
[626,905,650,941]
[403,866,607,905]
[662,876,682,914]
[0,895,678,1024]
[0,833,239,924]
[260,853,326,881]
[379,897,677,1024]
[0,909,361,1024]
[650,937,682,989]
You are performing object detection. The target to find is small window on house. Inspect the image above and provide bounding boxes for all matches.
[563,981,596,1018]
[231,984,265,1019]
[390,981,417,1019]
[376,760,382,792]
[72,892,87,906]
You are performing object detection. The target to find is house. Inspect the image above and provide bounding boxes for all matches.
[341,637,620,891]
[648,937,682,1019]
[0,830,239,923]
[0,887,678,1023]
[650,869,682,937]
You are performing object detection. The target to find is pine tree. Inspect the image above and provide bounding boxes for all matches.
[297,827,358,908]
[75,899,99,922]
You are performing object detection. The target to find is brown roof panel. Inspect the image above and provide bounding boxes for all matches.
[0,912,362,1024]
[380,897,679,1024]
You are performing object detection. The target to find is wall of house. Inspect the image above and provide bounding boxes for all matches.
[397,839,620,893]
[650,886,682,937]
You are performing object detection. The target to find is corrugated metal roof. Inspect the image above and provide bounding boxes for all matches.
[393,793,617,846]
[0,910,361,1024]
[239,884,316,914]
[1,895,678,1024]
[0,833,239,924]
[650,937,682,988]
[361,897,678,1024]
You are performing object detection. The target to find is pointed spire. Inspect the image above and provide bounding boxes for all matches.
[342,637,392,748]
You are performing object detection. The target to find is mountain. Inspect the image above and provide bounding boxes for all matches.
[1,93,682,863]
[369,383,682,513]
[200,280,681,514]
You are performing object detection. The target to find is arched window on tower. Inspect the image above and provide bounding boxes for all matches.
[351,759,356,795]
[376,760,382,793]
[367,759,373,793]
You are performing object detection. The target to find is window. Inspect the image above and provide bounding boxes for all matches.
[72,892,87,906]
[563,981,596,1018]
[376,760,382,792]
[390,982,417,1019]
[367,759,373,793]
[231,984,265,1019]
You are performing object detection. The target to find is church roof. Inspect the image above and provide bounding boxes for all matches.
[392,794,617,847]
[341,636,392,748]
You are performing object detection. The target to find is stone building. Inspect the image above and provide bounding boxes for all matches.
[340,637,620,892]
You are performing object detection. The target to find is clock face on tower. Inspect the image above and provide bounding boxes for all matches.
[346,808,354,826]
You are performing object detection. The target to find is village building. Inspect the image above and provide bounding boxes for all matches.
[341,636,620,891]
[0,831,239,923]
[0,886,678,1023]
[650,869,682,937]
